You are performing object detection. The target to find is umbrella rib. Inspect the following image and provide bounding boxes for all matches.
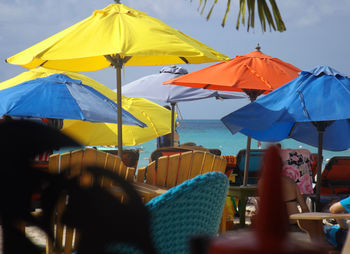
[288,122,297,137]
[179,57,189,64]
[40,60,48,67]
[297,90,311,119]
[244,64,273,90]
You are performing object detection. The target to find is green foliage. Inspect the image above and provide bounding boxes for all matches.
[197,0,286,32]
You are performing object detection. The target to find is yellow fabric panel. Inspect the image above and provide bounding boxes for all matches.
[6,4,228,71]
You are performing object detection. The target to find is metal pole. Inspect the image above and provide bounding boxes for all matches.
[315,131,324,212]
[116,56,123,158]
[170,102,176,146]
[243,136,251,186]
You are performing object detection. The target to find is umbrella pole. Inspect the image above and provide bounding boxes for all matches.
[243,136,252,186]
[115,59,123,158]
[315,131,324,212]
[170,102,176,146]
[242,90,261,186]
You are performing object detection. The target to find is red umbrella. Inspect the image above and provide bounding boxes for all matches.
[164,45,301,185]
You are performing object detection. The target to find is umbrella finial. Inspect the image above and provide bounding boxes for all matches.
[114,0,121,3]
[255,43,261,51]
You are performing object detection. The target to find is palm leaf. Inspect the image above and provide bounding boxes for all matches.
[195,0,286,32]
[206,0,218,20]
[269,0,286,32]
[221,0,231,27]
[247,0,255,31]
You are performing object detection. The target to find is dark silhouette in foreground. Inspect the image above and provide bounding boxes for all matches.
[0,120,156,254]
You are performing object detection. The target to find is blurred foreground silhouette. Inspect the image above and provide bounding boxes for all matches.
[0,120,156,254]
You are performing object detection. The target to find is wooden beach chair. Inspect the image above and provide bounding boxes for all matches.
[136,150,228,232]
[319,156,350,195]
[46,148,136,254]
[99,148,140,169]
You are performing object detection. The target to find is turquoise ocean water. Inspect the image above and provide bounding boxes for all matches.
[125,119,350,169]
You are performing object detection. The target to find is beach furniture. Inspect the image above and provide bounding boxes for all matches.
[146,172,228,254]
[290,212,350,248]
[306,157,350,212]
[110,172,228,254]
[99,149,140,169]
[319,157,350,195]
[137,150,227,187]
[235,149,265,185]
[46,148,143,254]
[149,147,194,164]
[136,150,228,233]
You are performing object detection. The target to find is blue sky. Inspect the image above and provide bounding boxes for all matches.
[1,0,350,119]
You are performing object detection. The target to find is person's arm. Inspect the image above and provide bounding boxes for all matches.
[330,201,348,229]
[295,185,309,212]
[330,201,347,214]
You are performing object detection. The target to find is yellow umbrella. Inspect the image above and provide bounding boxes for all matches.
[6,3,228,155]
[0,67,172,146]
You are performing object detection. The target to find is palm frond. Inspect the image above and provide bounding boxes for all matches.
[269,0,286,32]
[196,0,286,32]
[221,0,231,27]
[206,0,218,20]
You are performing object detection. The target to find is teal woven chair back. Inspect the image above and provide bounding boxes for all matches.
[146,172,229,254]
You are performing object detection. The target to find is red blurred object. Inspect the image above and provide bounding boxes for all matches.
[207,146,327,254]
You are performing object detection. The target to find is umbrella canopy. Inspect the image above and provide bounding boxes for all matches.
[0,67,172,146]
[0,73,144,126]
[123,65,246,145]
[6,4,229,70]
[6,3,228,156]
[123,66,246,102]
[221,65,350,210]
[165,46,301,185]
[164,48,300,96]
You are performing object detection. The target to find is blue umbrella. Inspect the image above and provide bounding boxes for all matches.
[221,65,350,210]
[0,73,146,126]
[123,66,246,145]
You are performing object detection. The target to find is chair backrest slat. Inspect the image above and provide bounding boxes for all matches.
[202,152,215,173]
[189,151,205,179]
[60,152,71,174]
[145,161,156,185]
[48,154,60,174]
[102,153,117,187]
[136,167,146,183]
[70,149,84,179]
[156,156,168,186]
[166,154,181,188]
[176,151,193,185]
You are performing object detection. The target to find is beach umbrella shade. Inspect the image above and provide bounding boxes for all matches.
[164,45,301,185]
[123,65,247,145]
[221,65,350,210]
[6,3,229,156]
[0,73,146,127]
[0,67,172,146]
